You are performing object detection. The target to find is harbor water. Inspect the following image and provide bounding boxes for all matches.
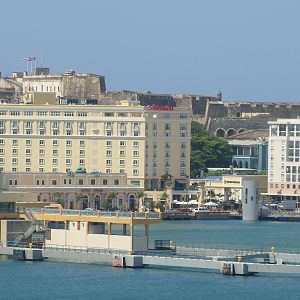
[1,220,300,300]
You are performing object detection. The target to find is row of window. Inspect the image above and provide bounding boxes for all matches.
[4,167,140,175]
[0,157,140,167]
[0,139,139,148]
[270,183,300,190]
[145,168,186,177]
[9,177,121,186]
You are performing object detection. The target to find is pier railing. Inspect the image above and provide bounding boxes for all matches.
[23,208,161,220]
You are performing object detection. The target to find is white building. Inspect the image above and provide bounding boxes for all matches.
[267,119,300,209]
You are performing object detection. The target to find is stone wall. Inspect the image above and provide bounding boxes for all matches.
[62,74,106,100]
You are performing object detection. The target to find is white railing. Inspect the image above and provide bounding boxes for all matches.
[25,208,161,220]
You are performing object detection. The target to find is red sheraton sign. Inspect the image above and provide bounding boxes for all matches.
[147,104,174,111]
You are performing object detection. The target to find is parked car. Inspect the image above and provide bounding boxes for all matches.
[193,207,209,213]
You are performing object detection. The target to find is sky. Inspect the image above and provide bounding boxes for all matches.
[1,0,300,102]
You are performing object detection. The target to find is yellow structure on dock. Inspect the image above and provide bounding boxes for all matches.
[1,208,162,254]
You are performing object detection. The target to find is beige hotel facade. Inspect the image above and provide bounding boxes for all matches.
[267,118,300,209]
[0,100,191,208]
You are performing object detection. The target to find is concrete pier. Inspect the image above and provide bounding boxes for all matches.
[2,245,300,276]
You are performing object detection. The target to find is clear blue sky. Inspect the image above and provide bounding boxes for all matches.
[1,0,300,101]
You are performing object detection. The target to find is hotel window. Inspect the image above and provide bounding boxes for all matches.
[26,130,32,135]
[0,149,4,155]
[52,168,58,173]
[25,121,32,129]
[26,158,31,165]
[152,168,157,176]
[133,169,139,175]
[64,112,74,117]
[133,141,139,148]
[106,131,112,136]
[12,149,18,155]
[0,158,3,164]
[39,140,45,146]
[106,150,112,156]
[106,160,112,166]
[26,168,31,172]
[78,179,84,185]
[39,149,45,155]
[26,140,31,146]
[77,112,88,117]
[66,159,71,165]
[120,169,125,174]
[66,140,72,146]
[78,122,85,129]
[12,140,18,146]
[120,150,125,157]
[66,130,72,135]
[53,159,58,165]
[0,140,3,145]
[38,121,45,129]
[39,159,45,165]
[80,150,85,156]
[103,179,108,185]
[180,169,186,176]
[120,160,125,166]
[66,150,72,156]
[53,149,58,156]
[37,111,47,117]
[65,122,72,129]
[52,180,57,186]
[80,140,85,147]
[12,158,18,164]
[50,112,60,117]
[79,159,85,165]
[52,140,58,146]
[106,141,112,147]
[12,168,18,172]
[106,169,112,174]
[114,179,119,185]
[133,151,139,157]
[133,160,139,166]
[91,179,96,185]
[120,141,126,147]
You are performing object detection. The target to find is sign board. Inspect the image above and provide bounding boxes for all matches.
[112,255,125,268]
[147,105,174,111]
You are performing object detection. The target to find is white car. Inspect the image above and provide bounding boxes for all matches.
[193,207,209,213]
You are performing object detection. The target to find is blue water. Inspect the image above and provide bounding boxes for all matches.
[1,220,300,300]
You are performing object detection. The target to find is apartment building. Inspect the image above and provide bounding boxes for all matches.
[0,101,191,192]
[268,119,300,209]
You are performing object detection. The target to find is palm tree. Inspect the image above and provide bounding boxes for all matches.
[75,192,84,210]
[137,191,146,208]
[53,192,64,207]
[160,192,169,211]
[107,192,117,209]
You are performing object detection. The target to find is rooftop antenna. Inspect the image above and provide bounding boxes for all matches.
[22,56,37,75]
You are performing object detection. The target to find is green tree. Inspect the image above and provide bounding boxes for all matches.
[137,191,146,207]
[53,192,64,207]
[191,121,233,177]
[155,200,164,211]
[107,192,117,209]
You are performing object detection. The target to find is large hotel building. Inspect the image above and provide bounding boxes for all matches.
[0,100,191,209]
[268,118,300,208]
